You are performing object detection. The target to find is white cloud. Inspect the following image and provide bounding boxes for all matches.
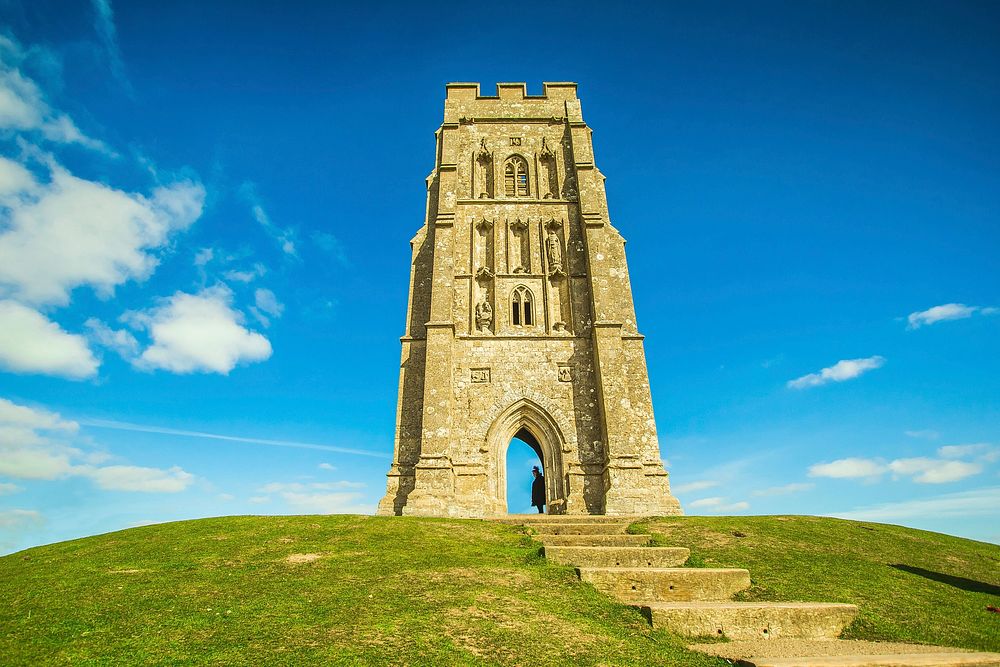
[810,453,988,485]
[809,458,887,479]
[77,464,194,492]
[937,443,999,463]
[752,482,814,497]
[672,480,719,494]
[0,396,193,492]
[888,457,982,484]
[248,496,270,504]
[318,463,336,471]
[787,356,885,390]
[127,286,271,374]
[906,303,995,329]
[0,482,22,495]
[0,159,205,306]
[217,493,235,501]
[834,487,1000,521]
[688,496,723,508]
[0,508,43,529]
[85,317,139,358]
[0,300,98,378]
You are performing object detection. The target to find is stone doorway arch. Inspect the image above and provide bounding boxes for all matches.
[486,398,567,514]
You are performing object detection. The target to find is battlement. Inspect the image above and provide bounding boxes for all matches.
[443,82,583,124]
[446,82,578,102]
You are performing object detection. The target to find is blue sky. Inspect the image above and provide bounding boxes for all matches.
[0,0,997,553]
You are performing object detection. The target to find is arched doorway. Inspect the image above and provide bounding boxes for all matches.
[486,398,567,515]
[505,429,544,514]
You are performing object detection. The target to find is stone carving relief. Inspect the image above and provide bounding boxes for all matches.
[474,217,495,334]
[545,218,571,334]
[470,368,491,383]
[538,137,559,199]
[558,365,572,382]
[475,298,493,333]
[474,139,494,199]
[544,219,564,277]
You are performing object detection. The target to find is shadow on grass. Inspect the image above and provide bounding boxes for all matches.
[889,563,1000,596]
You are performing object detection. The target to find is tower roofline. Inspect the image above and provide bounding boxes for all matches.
[445,82,578,101]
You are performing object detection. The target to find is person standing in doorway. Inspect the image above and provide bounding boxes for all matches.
[531,466,545,514]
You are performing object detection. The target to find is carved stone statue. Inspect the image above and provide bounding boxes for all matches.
[475,300,493,332]
[546,229,563,274]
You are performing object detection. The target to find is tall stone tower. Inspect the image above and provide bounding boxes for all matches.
[377,82,681,518]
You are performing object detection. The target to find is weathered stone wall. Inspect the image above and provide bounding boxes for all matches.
[377,83,681,518]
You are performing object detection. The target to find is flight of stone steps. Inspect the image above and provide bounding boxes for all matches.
[496,515,1000,667]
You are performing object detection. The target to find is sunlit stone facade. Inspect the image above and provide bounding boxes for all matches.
[377,83,681,517]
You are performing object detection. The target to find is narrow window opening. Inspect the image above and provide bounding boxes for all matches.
[503,156,529,198]
[511,286,534,328]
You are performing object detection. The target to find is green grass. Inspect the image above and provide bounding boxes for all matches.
[1,515,997,665]
[638,515,1000,653]
[0,515,723,666]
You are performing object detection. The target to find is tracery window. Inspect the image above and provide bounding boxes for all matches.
[511,285,534,327]
[504,155,529,197]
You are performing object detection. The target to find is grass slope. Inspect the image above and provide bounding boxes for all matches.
[0,515,720,666]
[1,515,997,665]
[637,516,1000,652]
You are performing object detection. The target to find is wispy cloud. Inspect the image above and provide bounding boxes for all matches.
[0,397,195,492]
[833,487,1000,521]
[79,418,391,459]
[938,443,999,463]
[687,496,750,513]
[904,429,939,440]
[809,457,885,480]
[787,356,885,390]
[752,482,814,497]
[906,303,997,329]
[90,0,132,95]
[672,480,719,494]
[239,182,296,256]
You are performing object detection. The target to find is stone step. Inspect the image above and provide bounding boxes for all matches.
[577,566,751,603]
[544,545,689,568]
[526,522,630,535]
[494,514,644,525]
[537,534,653,547]
[690,640,1000,667]
[742,654,1000,667]
[641,601,858,640]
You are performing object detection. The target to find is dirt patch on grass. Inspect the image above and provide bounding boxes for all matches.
[284,553,323,564]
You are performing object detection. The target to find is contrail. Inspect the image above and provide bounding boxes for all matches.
[79,419,391,460]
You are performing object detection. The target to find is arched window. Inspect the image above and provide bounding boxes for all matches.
[504,156,529,197]
[511,285,534,327]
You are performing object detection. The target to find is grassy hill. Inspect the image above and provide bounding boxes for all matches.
[0,515,997,665]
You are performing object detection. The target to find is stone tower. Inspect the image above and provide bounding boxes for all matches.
[376,82,681,518]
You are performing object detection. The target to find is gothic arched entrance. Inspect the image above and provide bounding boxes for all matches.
[486,398,567,515]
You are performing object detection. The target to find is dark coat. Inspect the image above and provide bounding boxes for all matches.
[531,474,546,507]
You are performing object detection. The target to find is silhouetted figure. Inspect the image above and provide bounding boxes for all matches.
[531,466,545,514]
